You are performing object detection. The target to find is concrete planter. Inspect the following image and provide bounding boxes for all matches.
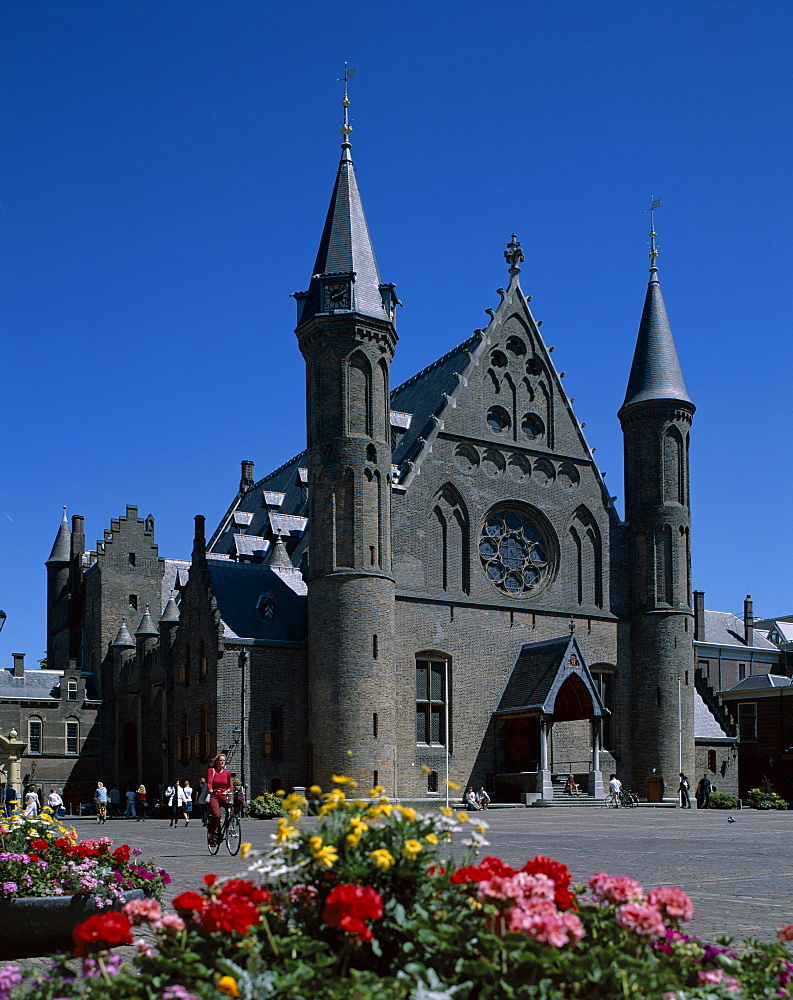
[0,888,145,959]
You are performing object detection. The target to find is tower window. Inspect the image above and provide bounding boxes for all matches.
[373,770,379,789]
[739,663,746,680]
[28,719,42,754]
[129,594,138,611]
[366,444,377,463]
[373,634,378,659]
[416,657,450,747]
[707,749,716,772]
[67,678,78,701]
[373,712,378,738]
[427,770,438,793]
[128,552,136,567]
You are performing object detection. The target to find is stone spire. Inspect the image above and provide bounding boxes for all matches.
[46,508,71,565]
[135,606,158,637]
[293,67,397,327]
[621,208,692,413]
[159,596,180,623]
[111,619,135,649]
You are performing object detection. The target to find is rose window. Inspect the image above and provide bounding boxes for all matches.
[478,507,553,596]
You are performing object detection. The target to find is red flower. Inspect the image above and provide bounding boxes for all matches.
[451,856,516,885]
[322,884,384,942]
[220,879,270,905]
[30,839,49,852]
[202,874,218,886]
[172,891,208,916]
[521,856,576,910]
[72,911,133,957]
[27,853,39,863]
[112,844,131,863]
[778,924,793,942]
[200,895,261,934]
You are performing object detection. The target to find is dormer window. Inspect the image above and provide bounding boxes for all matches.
[257,593,276,620]
[67,678,78,701]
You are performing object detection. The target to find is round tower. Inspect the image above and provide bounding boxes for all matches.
[45,508,72,670]
[294,74,399,792]
[619,209,696,797]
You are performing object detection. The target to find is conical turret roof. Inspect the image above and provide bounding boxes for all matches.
[112,620,135,649]
[135,606,158,637]
[621,266,692,411]
[46,509,71,565]
[159,596,180,623]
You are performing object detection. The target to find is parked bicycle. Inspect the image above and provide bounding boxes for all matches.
[603,790,638,808]
[206,794,241,855]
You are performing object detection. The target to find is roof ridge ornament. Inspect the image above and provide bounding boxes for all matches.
[337,63,356,163]
[646,197,661,275]
[504,233,524,275]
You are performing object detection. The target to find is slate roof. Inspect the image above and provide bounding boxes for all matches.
[495,635,606,718]
[769,621,793,643]
[205,556,307,644]
[46,511,71,565]
[162,559,190,608]
[621,268,692,410]
[694,688,731,739]
[297,144,390,326]
[0,668,99,701]
[722,674,792,693]
[700,610,778,650]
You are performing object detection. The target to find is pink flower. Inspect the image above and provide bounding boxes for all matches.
[477,871,556,907]
[647,886,694,923]
[616,902,666,938]
[134,938,153,957]
[506,903,585,947]
[588,873,644,904]
[123,897,163,925]
[153,913,186,935]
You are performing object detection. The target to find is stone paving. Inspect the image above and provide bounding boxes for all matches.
[9,807,793,967]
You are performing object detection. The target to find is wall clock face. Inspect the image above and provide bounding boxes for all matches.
[324,283,350,310]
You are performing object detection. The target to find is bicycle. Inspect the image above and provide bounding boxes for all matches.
[206,796,242,856]
[603,790,637,808]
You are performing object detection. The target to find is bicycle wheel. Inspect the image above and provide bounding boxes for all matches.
[207,828,221,855]
[226,815,241,856]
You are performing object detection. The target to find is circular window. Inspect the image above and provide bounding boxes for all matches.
[506,335,527,357]
[487,406,511,434]
[490,350,508,368]
[521,413,544,440]
[478,505,555,597]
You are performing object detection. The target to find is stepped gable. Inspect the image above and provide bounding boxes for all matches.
[693,688,733,739]
[205,556,307,645]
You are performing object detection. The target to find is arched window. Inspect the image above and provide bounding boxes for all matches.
[67,678,78,701]
[363,469,380,567]
[348,352,372,436]
[427,486,469,594]
[707,749,717,772]
[427,770,439,793]
[663,426,684,504]
[318,351,342,442]
[416,655,451,748]
[335,468,355,568]
[567,507,603,608]
[65,719,79,755]
[590,666,615,751]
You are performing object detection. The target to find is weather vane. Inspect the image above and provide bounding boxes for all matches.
[337,63,356,148]
[646,197,661,265]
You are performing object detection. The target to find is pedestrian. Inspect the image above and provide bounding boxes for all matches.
[197,778,210,826]
[464,786,480,811]
[608,773,622,807]
[165,781,177,826]
[93,781,108,824]
[678,772,691,809]
[182,779,193,825]
[136,784,147,821]
[24,785,39,817]
[695,773,712,809]
[108,786,120,818]
[124,786,137,819]
[47,788,65,817]
[3,784,18,817]
[476,785,491,809]
[232,779,246,817]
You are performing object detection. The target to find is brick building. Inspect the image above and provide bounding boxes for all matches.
[44,94,760,804]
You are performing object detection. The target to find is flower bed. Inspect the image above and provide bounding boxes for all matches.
[1,781,791,999]
[0,810,170,904]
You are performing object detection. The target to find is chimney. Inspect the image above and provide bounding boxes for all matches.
[693,591,705,641]
[192,515,206,562]
[240,460,255,492]
[71,515,85,562]
[744,595,754,647]
[12,653,25,677]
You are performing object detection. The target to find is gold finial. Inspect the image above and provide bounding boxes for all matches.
[337,63,356,158]
[647,197,661,267]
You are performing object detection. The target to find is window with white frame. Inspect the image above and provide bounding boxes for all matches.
[65,720,79,754]
[67,678,78,701]
[28,719,42,754]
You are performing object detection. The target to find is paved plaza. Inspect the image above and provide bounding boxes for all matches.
[66,805,793,944]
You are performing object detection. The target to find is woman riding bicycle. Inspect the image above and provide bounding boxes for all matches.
[206,753,232,845]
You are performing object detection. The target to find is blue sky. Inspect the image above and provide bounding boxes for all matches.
[2,1,792,664]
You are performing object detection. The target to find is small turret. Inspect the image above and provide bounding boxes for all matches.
[46,508,71,566]
[46,508,72,671]
[112,620,135,649]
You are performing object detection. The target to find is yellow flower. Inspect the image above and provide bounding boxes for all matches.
[404,839,423,860]
[275,819,298,843]
[283,792,307,811]
[345,833,361,849]
[425,833,439,845]
[468,897,483,910]
[420,764,432,774]
[240,842,252,859]
[397,806,417,821]
[331,774,351,784]
[370,848,396,870]
[444,779,462,791]
[441,807,453,817]
[348,818,368,836]
[308,835,339,868]
[308,784,322,796]
[369,785,386,798]
[322,788,346,803]
[288,808,303,822]
[275,789,286,798]
[367,802,394,819]
[457,812,469,824]
[217,975,240,997]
